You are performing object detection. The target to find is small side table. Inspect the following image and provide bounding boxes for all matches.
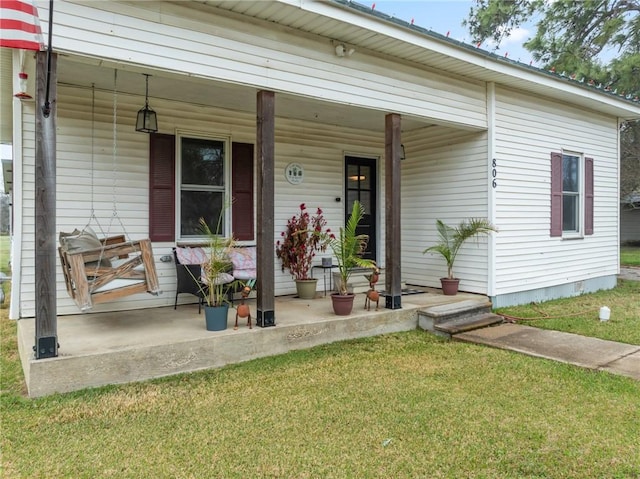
[311,265,337,296]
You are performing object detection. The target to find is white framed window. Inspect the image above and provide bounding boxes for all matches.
[177,133,230,239]
[550,151,594,238]
[561,152,582,235]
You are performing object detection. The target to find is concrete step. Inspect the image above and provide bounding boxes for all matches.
[434,312,503,336]
[418,299,499,338]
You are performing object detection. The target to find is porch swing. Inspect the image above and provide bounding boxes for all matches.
[58,71,161,312]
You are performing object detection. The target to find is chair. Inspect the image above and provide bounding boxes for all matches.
[173,247,209,313]
[59,229,161,312]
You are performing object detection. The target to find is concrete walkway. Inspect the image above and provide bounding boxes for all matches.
[454,269,640,380]
[620,266,640,281]
[456,323,640,381]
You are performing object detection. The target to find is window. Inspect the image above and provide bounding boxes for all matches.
[562,153,580,232]
[149,134,255,242]
[550,152,594,237]
[178,135,228,238]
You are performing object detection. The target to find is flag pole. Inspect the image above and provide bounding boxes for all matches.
[42,0,54,117]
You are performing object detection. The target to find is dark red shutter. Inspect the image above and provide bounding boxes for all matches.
[550,152,563,237]
[149,133,175,242]
[231,142,255,241]
[585,157,594,235]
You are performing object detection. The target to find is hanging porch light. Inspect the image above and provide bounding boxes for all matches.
[135,73,158,133]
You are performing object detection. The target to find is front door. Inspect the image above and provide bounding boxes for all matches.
[345,156,377,262]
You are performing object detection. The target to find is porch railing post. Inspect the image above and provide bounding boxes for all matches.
[256,90,276,327]
[385,113,402,309]
[34,50,59,357]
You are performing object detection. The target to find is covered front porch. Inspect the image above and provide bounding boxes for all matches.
[18,289,483,397]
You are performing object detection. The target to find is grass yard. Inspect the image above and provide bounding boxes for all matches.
[496,279,640,345]
[2,308,640,478]
[621,245,640,266]
[1,245,639,477]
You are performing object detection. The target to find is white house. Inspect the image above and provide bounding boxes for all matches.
[3,0,640,330]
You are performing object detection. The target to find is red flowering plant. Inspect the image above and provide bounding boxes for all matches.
[276,203,333,280]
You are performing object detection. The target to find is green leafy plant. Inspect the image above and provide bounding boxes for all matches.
[328,200,376,295]
[423,218,497,280]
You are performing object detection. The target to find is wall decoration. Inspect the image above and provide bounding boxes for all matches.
[285,162,304,185]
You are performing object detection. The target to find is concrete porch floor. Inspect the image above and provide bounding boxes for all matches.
[17,288,483,397]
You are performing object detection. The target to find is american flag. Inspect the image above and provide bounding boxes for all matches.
[0,0,44,51]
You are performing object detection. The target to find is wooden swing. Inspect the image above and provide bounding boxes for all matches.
[58,73,161,312]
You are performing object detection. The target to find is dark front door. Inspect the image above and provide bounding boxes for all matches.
[345,156,377,262]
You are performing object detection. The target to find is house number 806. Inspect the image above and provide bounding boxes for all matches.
[491,158,497,188]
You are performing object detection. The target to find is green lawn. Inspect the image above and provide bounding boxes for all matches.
[496,279,640,345]
[2,308,640,478]
[621,245,640,266]
[1,244,640,477]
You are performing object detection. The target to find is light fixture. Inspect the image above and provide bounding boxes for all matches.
[135,73,158,133]
[335,44,355,57]
[401,144,406,160]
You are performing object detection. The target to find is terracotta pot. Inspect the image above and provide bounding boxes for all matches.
[296,278,318,300]
[440,278,460,296]
[331,293,355,315]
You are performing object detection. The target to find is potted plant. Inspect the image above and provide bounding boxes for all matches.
[197,217,242,331]
[423,218,497,295]
[328,200,376,315]
[276,203,331,299]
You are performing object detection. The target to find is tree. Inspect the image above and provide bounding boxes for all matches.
[621,122,640,206]
[465,0,640,201]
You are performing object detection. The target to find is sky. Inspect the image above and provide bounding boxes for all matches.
[373,0,536,65]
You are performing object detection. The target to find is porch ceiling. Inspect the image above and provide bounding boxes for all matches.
[57,56,434,133]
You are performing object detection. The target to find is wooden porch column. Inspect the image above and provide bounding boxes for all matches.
[256,90,276,327]
[384,113,402,309]
[34,51,58,358]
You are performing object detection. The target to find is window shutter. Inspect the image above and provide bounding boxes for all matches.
[585,157,594,235]
[550,152,563,237]
[149,133,175,242]
[231,142,255,241]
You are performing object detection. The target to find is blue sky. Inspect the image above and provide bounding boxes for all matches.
[373,1,536,65]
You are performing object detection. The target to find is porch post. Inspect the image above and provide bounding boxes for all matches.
[384,113,402,309]
[34,50,58,358]
[256,90,276,327]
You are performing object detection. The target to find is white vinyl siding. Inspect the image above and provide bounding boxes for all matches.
[401,127,491,294]
[273,123,386,297]
[19,85,389,316]
[492,86,619,295]
[41,1,487,131]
